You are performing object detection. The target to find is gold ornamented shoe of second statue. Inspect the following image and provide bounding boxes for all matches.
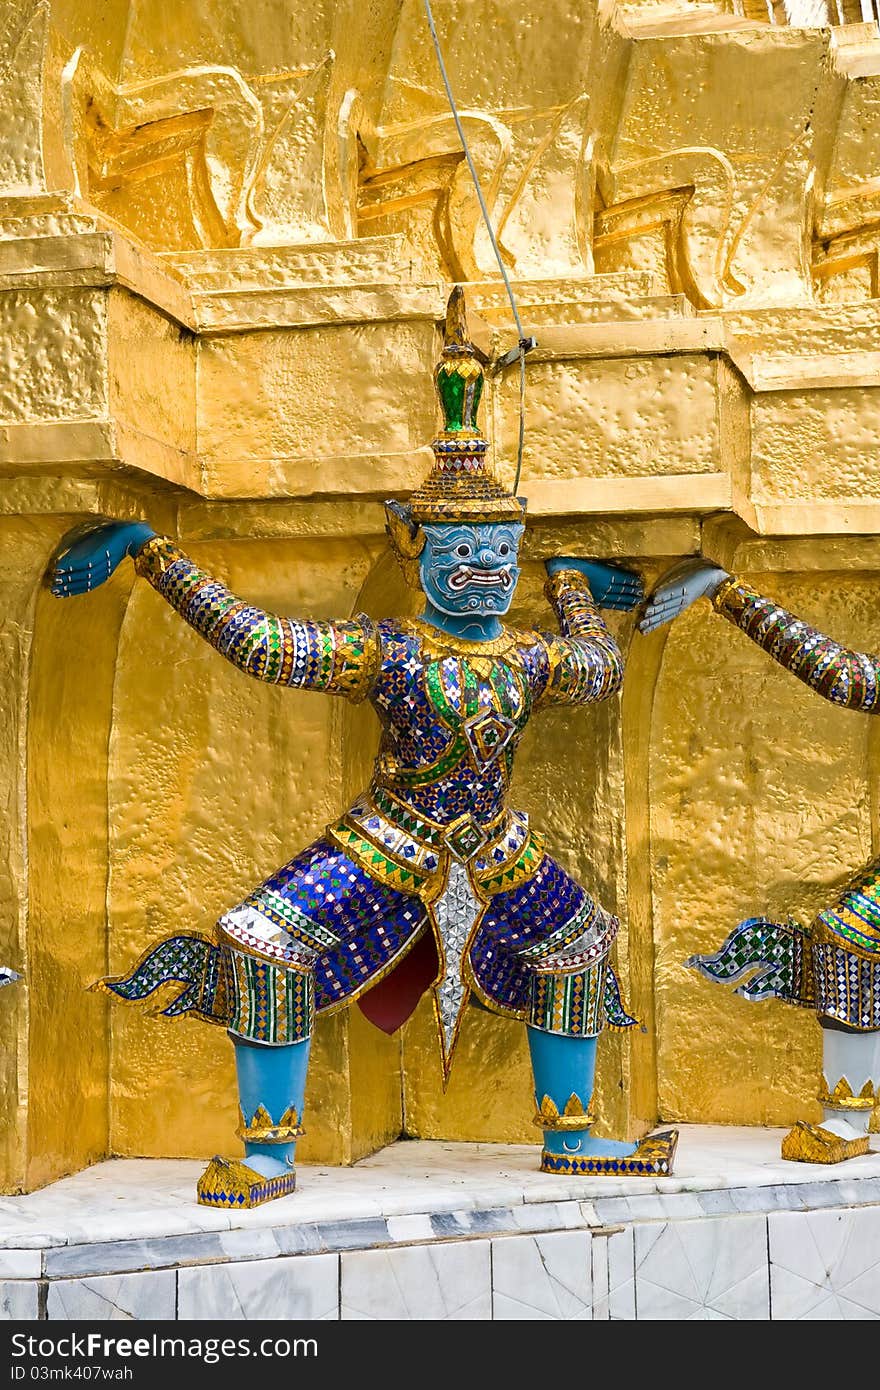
[196,1155,297,1208]
[781,1121,871,1165]
[540,1129,679,1176]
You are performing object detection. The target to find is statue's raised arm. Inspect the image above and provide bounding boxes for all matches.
[537,557,639,707]
[51,522,377,701]
[712,575,880,713]
[641,556,880,1167]
[641,556,880,712]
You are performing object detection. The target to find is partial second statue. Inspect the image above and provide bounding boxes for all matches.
[51,288,676,1208]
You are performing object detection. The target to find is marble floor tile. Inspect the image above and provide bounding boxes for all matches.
[491,1231,591,1320]
[592,1234,609,1320]
[0,1250,41,1279]
[341,1241,491,1320]
[634,1214,770,1320]
[769,1207,880,1319]
[1,1281,40,1320]
[608,1227,636,1320]
[178,1253,338,1320]
[46,1271,176,1321]
[592,1226,635,1320]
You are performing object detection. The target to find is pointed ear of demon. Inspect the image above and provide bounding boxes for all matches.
[384,499,425,589]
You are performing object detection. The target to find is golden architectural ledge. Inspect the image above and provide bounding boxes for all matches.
[1,208,880,538]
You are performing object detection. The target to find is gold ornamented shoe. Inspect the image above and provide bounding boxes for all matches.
[196,1156,297,1208]
[540,1129,678,1176]
[781,1121,871,1165]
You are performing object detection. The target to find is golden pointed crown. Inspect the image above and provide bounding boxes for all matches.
[385,287,525,584]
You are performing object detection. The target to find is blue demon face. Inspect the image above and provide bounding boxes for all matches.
[419,522,523,617]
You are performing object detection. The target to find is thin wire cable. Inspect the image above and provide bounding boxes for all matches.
[516,347,525,494]
[421,0,530,493]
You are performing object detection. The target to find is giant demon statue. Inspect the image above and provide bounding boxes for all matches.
[51,290,676,1207]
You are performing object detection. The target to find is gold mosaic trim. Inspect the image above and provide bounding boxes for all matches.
[818,1076,878,1112]
[475,832,544,895]
[133,533,182,580]
[401,617,525,660]
[235,1104,304,1144]
[533,1092,596,1131]
[326,821,433,896]
[196,1156,297,1209]
[811,917,880,963]
[543,568,591,606]
[539,1130,678,1176]
[781,1121,871,1165]
[710,575,743,614]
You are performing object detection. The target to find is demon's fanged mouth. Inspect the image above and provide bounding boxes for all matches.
[448,565,514,592]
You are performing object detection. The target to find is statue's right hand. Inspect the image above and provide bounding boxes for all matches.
[50,521,156,597]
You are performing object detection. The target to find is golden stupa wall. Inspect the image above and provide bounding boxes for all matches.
[4,0,880,1190]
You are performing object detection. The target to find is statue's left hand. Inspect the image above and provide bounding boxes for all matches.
[50,520,156,597]
[545,557,644,611]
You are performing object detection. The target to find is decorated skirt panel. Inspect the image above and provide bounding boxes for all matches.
[94,933,232,1026]
[812,940,880,1030]
[603,964,640,1029]
[469,853,618,1016]
[686,916,814,1007]
[228,948,314,1044]
[97,847,625,1050]
[328,791,538,900]
[473,817,544,896]
[528,960,638,1037]
[218,837,427,1012]
[688,873,880,1028]
[529,960,607,1036]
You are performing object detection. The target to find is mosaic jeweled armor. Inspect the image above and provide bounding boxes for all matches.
[117,541,633,1065]
[56,289,676,1206]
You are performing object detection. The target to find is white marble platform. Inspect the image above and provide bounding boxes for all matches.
[3,1125,880,1320]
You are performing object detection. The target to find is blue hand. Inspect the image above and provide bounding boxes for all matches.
[638,558,731,633]
[545,557,644,611]
[50,521,155,597]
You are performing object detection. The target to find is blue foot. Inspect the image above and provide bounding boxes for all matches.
[241,1143,296,1180]
[546,1134,638,1159]
[541,1129,679,1177]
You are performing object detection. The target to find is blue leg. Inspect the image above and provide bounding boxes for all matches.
[233,1034,310,1179]
[197,953,313,1209]
[527,1026,637,1162]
